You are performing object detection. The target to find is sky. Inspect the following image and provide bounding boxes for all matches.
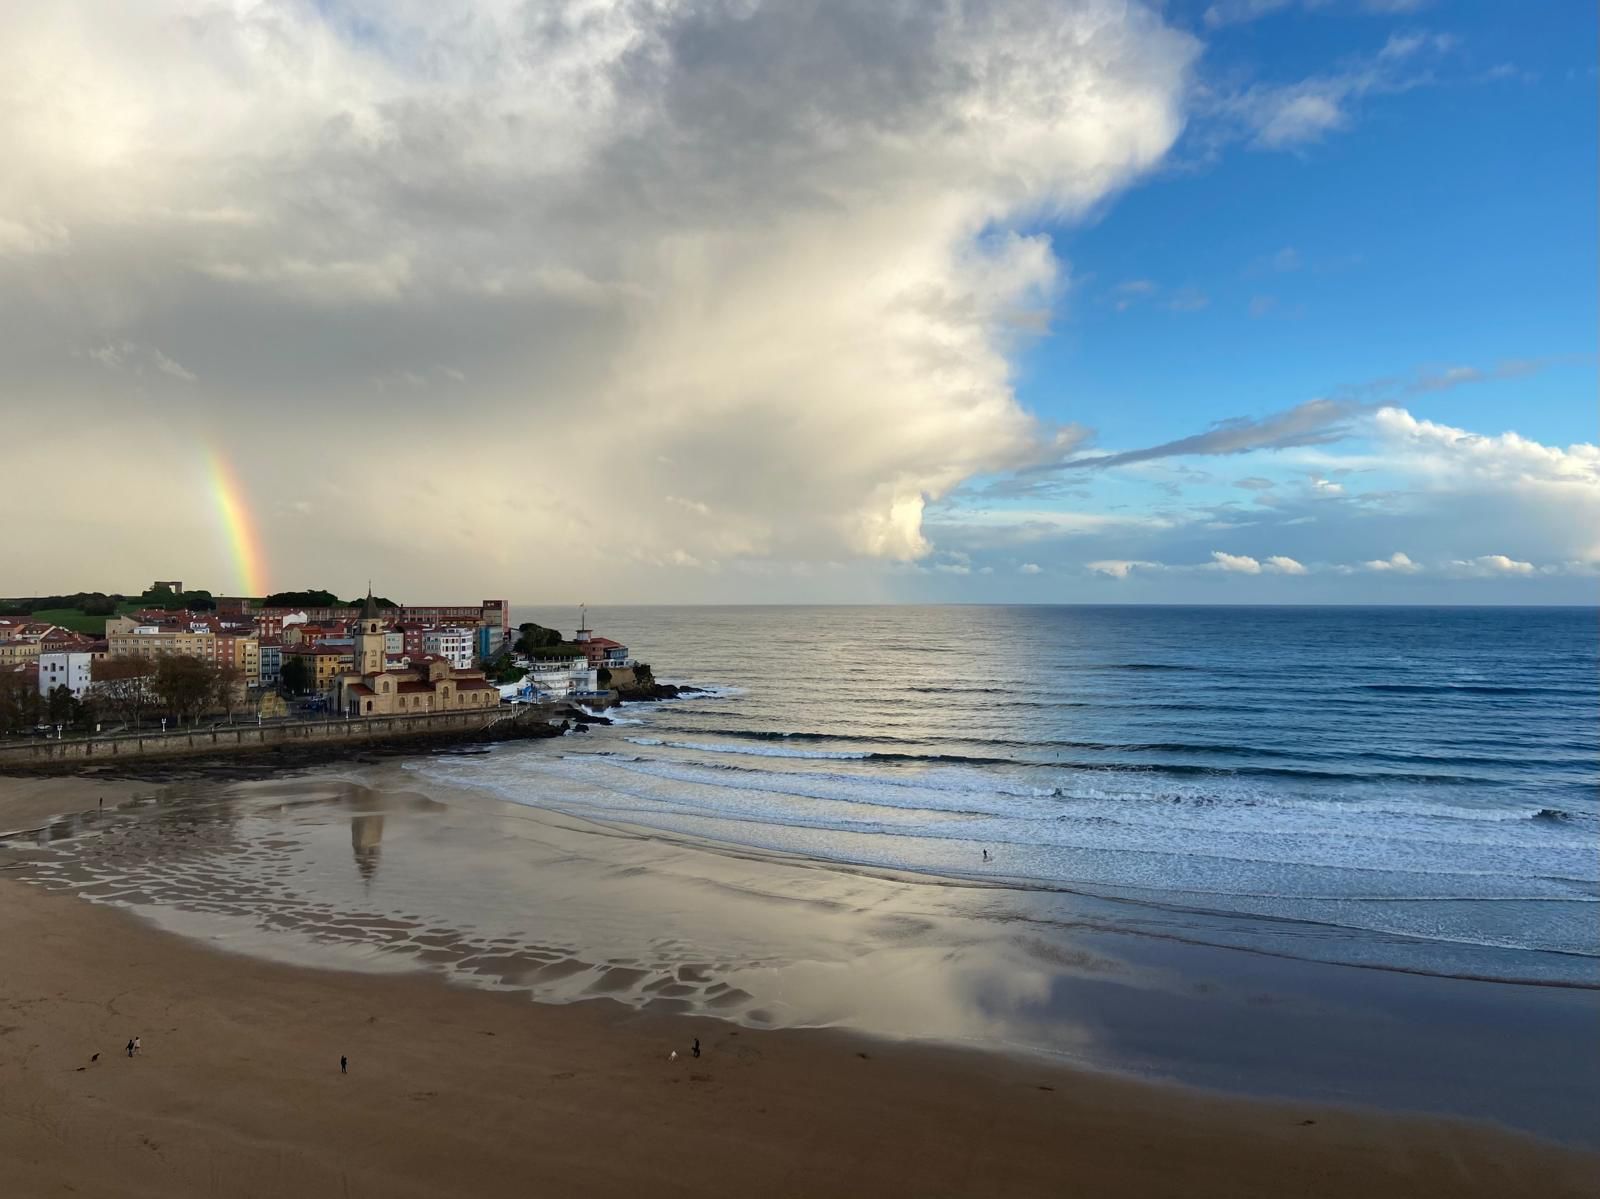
[1,0,1594,604]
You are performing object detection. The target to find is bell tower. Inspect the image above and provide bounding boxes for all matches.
[355,585,385,676]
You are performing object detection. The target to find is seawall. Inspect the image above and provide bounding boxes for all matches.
[0,707,552,770]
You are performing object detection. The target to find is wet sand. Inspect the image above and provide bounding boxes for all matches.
[0,775,149,837]
[3,879,1596,1199]
[2,772,1597,1197]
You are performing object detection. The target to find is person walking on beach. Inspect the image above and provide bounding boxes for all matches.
[692,1038,701,1059]
[133,1036,141,1056]
[126,1039,134,1059]
[340,1055,348,1074]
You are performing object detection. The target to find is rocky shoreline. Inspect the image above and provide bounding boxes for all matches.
[612,682,704,703]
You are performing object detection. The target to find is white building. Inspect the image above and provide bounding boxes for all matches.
[38,650,94,699]
[424,627,476,670]
[385,629,404,657]
[522,656,599,699]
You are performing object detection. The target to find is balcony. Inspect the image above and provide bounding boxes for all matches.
[529,660,591,674]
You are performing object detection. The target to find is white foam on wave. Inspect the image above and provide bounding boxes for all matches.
[404,748,1600,963]
[625,736,869,760]
[425,748,1599,901]
[598,743,1598,846]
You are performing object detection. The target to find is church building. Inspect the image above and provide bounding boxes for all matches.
[333,591,500,718]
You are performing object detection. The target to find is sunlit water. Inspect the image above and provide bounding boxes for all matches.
[4,605,1597,1141]
[455,604,1599,982]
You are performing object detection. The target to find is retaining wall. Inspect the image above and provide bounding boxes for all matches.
[0,707,529,767]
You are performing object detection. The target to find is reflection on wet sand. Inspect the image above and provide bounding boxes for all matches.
[5,771,1114,1051]
[5,764,1598,1144]
[351,806,384,885]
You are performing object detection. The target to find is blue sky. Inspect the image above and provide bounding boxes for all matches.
[918,0,1598,603]
[5,1,1595,603]
[1027,2,1595,451]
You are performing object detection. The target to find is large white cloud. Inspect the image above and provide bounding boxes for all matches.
[0,0,1196,597]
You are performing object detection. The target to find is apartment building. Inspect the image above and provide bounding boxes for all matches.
[424,627,476,670]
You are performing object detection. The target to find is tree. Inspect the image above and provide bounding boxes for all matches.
[213,664,245,719]
[73,692,99,732]
[140,583,186,610]
[0,672,41,735]
[152,654,219,724]
[262,589,339,608]
[46,684,75,725]
[484,653,527,685]
[95,657,156,728]
[279,655,312,696]
[514,622,570,657]
[0,591,127,616]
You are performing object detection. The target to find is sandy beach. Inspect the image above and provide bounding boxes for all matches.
[2,771,1596,1198]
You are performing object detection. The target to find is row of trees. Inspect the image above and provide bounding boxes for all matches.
[3,585,405,625]
[0,586,220,620]
[0,591,124,618]
[514,622,581,659]
[259,590,398,609]
[0,655,248,737]
[141,583,218,611]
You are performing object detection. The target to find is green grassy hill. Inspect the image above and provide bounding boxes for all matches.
[24,608,110,635]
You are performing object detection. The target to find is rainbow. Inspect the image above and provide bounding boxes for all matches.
[206,449,268,597]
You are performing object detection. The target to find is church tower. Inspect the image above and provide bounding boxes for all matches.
[355,586,385,676]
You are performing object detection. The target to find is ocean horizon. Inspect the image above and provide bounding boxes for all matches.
[474,603,1598,984]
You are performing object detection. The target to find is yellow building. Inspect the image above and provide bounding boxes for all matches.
[106,614,215,660]
[105,614,259,687]
[0,640,39,666]
[284,644,353,695]
[333,592,499,717]
[230,635,262,687]
[0,620,65,666]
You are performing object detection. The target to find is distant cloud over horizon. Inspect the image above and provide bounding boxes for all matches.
[1,2,1592,605]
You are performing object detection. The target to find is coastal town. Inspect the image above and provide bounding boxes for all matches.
[0,582,648,738]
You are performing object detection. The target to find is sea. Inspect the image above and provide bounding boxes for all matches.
[421,604,1599,985]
